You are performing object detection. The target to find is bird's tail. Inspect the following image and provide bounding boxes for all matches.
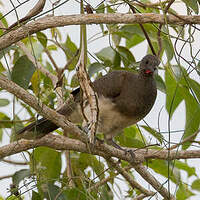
[15,118,58,140]
[16,89,81,140]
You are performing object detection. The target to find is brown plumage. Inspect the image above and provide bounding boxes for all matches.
[16,54,160,147]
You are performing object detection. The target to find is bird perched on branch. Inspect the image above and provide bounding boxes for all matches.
[16,54,160,150]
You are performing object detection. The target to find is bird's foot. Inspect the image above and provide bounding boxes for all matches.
[107,138,135,161]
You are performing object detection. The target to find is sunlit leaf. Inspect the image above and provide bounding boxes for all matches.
[116,126,145,148]
[0,112,11,128]
[148,160,178,183]
[176,182,194,199]
[0,62,5,73]
[0,98,9,107]
[126,35,145,48]
[174,160,196,177]
[31,70,40,95]
[191,179,200,191]
[36,32,47,48]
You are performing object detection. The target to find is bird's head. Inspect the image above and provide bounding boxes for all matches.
[139,54,160,77]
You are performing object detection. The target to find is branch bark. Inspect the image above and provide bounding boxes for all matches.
[1,13,199,50]
[1,134,200,162]
[0,74,86,142]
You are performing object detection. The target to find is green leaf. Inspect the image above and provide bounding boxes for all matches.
[96,3,105,13]
[174,160,196,177]
[155,74,166,93]
[0,12,8,28]
[78,153,105,179]
[88,62,105,77]
[32,191,42,200]
[44,184,66,200]
[11,55,36,89]
[12,169,31,186]
[36,32,47,48]
[112,33,121,46]
[31,70,40,95]
[0,129,3,141]
[182,86,200,149]
[96,2,107,31]
[64,35,78,70]
[126,35,145,48]
[0,98,9,107]
[165,66,184,117]
[0,112,11,128]
[70,73,79,88]
[107,5,115,13]
[116,46,135,67]
[6,195,19,200]
[163,36,174,61]
[63,188,88,200]
[141,125,164,144]
[182,0,199,14]
[47,44,57,51]
[148,160,178,183]
[96,47,120,67]
[187,78,200,102]
[0,61,5,73]
[116,126,146,148]
[33,147,61,181]
[176,182,194,199]
[191,179,200,191]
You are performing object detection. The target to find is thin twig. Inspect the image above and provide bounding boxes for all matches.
[107,157,155,197]
[134,164,176,199]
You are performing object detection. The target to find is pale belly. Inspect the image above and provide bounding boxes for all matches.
[68,96,137,140]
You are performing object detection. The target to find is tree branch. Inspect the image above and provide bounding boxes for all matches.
[134,164,175,199]
[1,13,199,50]
[0,74,86,142]
[1,134,200,163]
[107,157,155,197]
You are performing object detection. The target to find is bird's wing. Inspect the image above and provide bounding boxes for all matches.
[93,70,127,100]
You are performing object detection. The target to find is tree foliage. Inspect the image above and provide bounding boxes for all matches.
[0,0,200,199]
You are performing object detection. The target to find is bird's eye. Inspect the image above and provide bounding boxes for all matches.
[145,60,149,65]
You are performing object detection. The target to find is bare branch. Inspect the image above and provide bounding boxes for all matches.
[134,164,175,199]
[0,13,199,50]
[9,0,46,29]
[2,159,28,165]
[107,158,155,197]
[0,174,13,180]
[1,134,200,165]
[0,74,86,142]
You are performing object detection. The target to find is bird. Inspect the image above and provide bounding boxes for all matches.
[16,54,160,150]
